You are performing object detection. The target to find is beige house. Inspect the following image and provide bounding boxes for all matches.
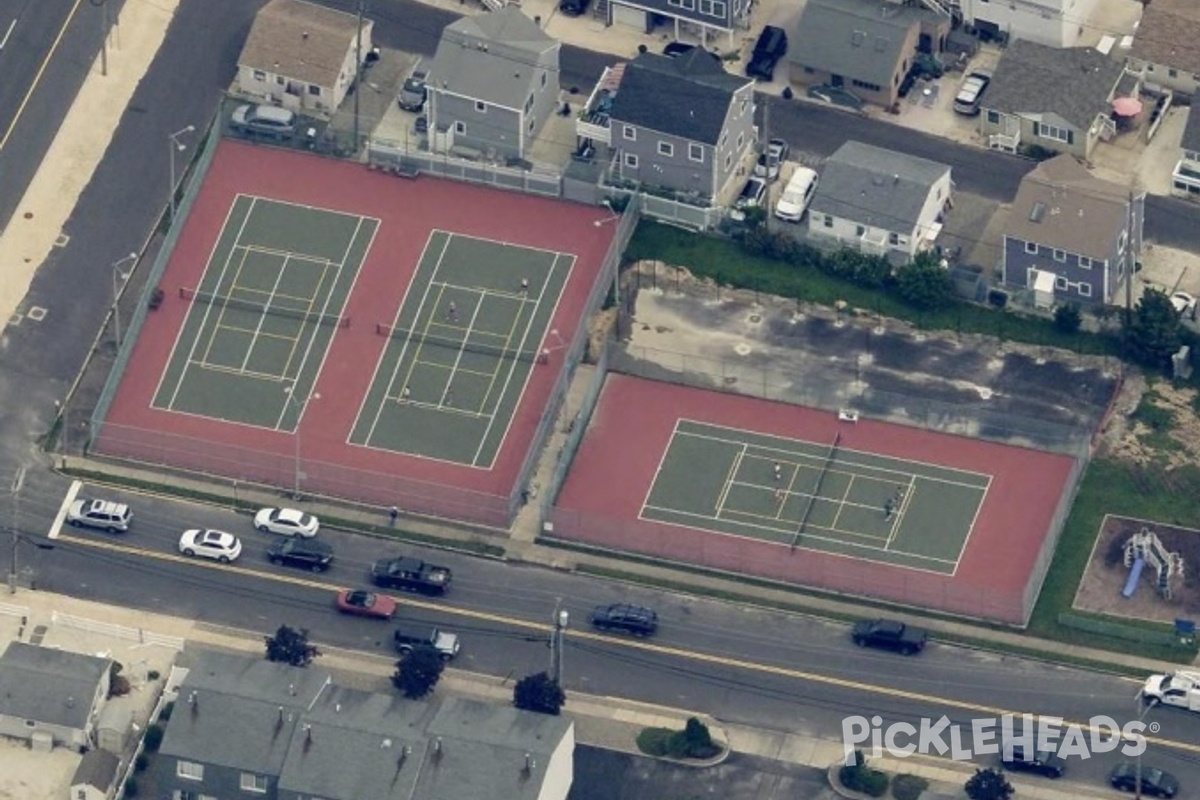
[0,643,111,752]
[1127,0,1200,100]
[236,0,374,116]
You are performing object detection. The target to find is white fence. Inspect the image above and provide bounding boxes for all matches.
[51,611,185,651]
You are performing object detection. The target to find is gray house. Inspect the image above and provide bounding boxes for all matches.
[597,50,756,202]
[601,0,750,48]
[807,141,952,263]
[0,642,111,751]
[979,40,1130,160]
[71,748,121,800]
[1001,154,1143,307]
[426,7,560,161]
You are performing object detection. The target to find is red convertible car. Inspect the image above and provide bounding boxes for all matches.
[335,589,397,619]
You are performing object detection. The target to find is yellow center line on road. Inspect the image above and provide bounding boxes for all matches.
[0,0,85,153]
[60,533,1200,756]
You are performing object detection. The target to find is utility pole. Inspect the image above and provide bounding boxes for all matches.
[1124,187,1137,329]
[91,0,108,76]
[548,601,569,685]
[9,468,24,594]
[353,0,365,150]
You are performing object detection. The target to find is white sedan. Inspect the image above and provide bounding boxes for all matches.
[179,529,243,563]
[254,508,320,538]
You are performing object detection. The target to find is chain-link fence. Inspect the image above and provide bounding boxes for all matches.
[367,137,562,197]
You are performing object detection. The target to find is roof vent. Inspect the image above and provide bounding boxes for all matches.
[302,31,309,40]
[522,753,535,776]
[289,683,296,696]
[893,174,900,184]
[1029,201,1046,222]
[303,724,313,751]
[188,691,198,714]
[65,697,74,708]
[335,704,341,713]
[382,738,393,749]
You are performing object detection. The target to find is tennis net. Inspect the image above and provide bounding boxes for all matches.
[179,287,351,329]
[790,431,841,550]
[375,323,545,363]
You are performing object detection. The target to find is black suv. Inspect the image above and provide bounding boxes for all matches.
[267,538,333,572]
[746,25,788,80]
[1002,745,1065,778]
[590,604,658,637]
[850,619,927,655]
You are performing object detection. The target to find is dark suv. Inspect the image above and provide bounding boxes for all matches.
[1002,745,1065,778]
[267,538,333,572]
[590,604,658,637]
[746,25,788,80]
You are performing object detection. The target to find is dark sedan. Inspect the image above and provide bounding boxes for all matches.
[1110,762,1179,798]
[267,538,333,572]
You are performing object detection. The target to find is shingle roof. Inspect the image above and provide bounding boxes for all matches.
[72,749,120,790]
[429,7,558,111]
[609,51,751,145]
[982,40,1124,131]
[1004,154,1131,260]
[809,141,950,231]
[239,0,364,89]
[1183,108,1200,153]
[790,0,933,87]
[1129,0,1200,76]
[179,649,331,709]
[0,643,110,730]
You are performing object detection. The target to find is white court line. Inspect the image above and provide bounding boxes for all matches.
[49,480,84,540]
[883,475,918,551]
[721,505,891,546]
[0,19,15,50]
[438,293,486,408]
[472,290,532,415]
[772,459,803,521]
[400,398,487,419]
[192,361,288,382]
[239,255,292,372]
[949,476,992,578]
[829,475,855,531]
[637,418,684,519]
[713,444,747,517]
[436,280,533,303]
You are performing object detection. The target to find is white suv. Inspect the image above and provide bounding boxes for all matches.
[67,498,132,533]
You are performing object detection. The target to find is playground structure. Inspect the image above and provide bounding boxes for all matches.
[1123,528,1186,601]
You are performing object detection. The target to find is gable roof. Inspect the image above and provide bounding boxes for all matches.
[982,40,1125,131]
[1183,108,1200,153]
[429,7,558,111]
[1129,0,1200,75]
[609,51,751,145]
[791,0,932,87]
[72,749,120,790]
[1004,154,1132,260]
[239,0,365,89]
[0,643,110,729]
[809,141,950,231]
[160,692,301,775]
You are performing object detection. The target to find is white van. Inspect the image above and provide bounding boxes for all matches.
[231,104,296,139]
[774,166,819,223]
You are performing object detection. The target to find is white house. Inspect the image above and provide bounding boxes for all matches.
[807,141,952,263]
[955,0,1102,48]
[236,0,374,116]
[0,643,111,752]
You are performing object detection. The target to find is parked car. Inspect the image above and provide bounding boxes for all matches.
[414,116,428,135]
[371,556,452,595]
[1001,744,1065,778]
[179,529,242,563]
[335,589,398,620]
[394,625,461,661]
[753,138,790,181]
[558,0,590,16]
[66,498,131,533]
[590,603,658,637]
[230,104,296,140]
[850,619,927,655]
[746,25,788,81]
[774,166,819,223]
[1110,762,1179,798]
[735,176,768,209]
[1169,291,1197,320]
[953,72,991,116]
[663,41,696,58]
[398,68,428,112]
[267,538,333,572]
[254,507,319,538]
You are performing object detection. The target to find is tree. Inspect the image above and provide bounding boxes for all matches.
[965,767,1013,800]
[513,671,566,716]
[391,645,444,699]
[1052,302,1082,334]
[264,625,320,667]
[895,252,955,311]
[1125,288,1182,371]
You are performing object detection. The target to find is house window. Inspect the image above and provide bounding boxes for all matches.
[1052,249,1066,262]
[714,0,726,16]
[454,121,466,134]
[1035,122,1070,143]
[524,95,534,113]
[623,125,636,141]
[1078,255,1093,269]
[823,215,833,228]
[23,720,35,728]
[1118,230,1128,251]
[1024,242,1037,255]
[1168,68,1179,78]
[240,773,268,793]
[688,143,704,162]
[724,153,732,169]
[736,132,744,150]
[308,84,320,96]
[252,70,267,81]
[699,0,714,13]
[888,232,900,245]
[276,76,285,86]
[851,79,882,92]
[475,101,487,112]
[528,116,535,132]
[1054,275,1068,290]
[624,153,639,168]
[541,72,547,87]
[177,761,204,781]
[856,225,865,236]
[658,141,674,157]
[1078,282,1093,298]
[986,110,999,124]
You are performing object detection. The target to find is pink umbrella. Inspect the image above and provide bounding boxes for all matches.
[1112,96,1143,116]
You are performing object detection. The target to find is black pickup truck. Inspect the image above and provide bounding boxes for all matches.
[370,557,452,596]
[850,618,928,655]
[393,625,461,661]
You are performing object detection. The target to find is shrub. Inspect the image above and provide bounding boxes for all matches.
[134,753,149,773]
[635,719,721,759]
[839,749,889,798]
[147,670,160,681]
[636,726,674,756]
[124,777,139,798]
[892,773,929,800]
[109,675,132,698]
[144,724,164,753]
[1053,303,1082,334]
[159,701,174,722]
[513,672,565,715]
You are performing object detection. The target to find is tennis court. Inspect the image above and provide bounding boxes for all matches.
[641,419,990,574]
[350,230,573,467]
[152,194,378,429]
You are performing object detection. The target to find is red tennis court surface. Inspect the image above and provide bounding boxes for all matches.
[550,375,1077,625]
[93,140,617,527]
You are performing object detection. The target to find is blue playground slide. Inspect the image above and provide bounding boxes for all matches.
[1122,557,1146,598]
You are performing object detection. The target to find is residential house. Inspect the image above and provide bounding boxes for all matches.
[1001,153,1143,306]
[426,7,560,162]
[236,0,374,116]
[0,642,111,752]
[70,749,121,800]
[806,141,952,263]
[786,0,950,110]
[1127,0,1200,100]
[1171,108,1200,200]
[954,0,1102,48]
[586,50,755,202]
[600,0,750,49]
[979,39,1130,160]
[154,651,574,800]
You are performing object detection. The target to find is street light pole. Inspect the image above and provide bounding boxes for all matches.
[9,468,24,594]
[111,252,137,348]
[168,125,196,223]
[284,386,320,499]
[548,601,569,685]
[1134,691,1159,800]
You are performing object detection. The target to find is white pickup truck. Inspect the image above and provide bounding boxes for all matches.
[1142,671,1200,711]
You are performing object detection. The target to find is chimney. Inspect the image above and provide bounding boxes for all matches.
[335,703,341,713]
[893,174,900,184]
[302,30,309,40]
[431,736,443,762]
[65,697,75,709]
[303,724,313,752]
[522,753,535,775]
[397,746,410,770]
[189,691,198,714]
[289,683,296,697]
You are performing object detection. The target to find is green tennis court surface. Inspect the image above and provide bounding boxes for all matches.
[152,194,378,429]
[641,419,990,573]
[349,230,574,468]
